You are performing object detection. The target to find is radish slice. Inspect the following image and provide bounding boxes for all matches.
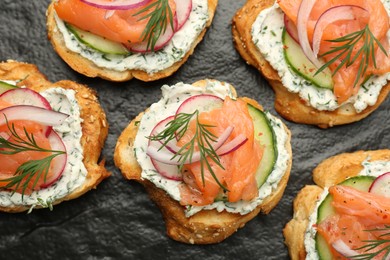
[297,0,323,68]
[80,0,152,10]
[39,129,67,188]
[0,105,68,127]
[217,134,248,156]
[163,126,234,155]
[312,5,367,57]
[332,239,359,258]
[176,94,224,115]
[0,88,52,110]
[175,0,192,30]
[125,15,178,53]
[148,116,182,181]
[284,14,299,43]
[368,172,390,198]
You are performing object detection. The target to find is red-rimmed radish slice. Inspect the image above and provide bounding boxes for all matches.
[297,0,323,68]
[125,15,178,53]
[332,239,359,258]
[368,172,390,198]
[148,116,182,181]
[0,88,53,136]
[0,105,68,127]
[175,0,192,31]
[0,88,52,110]
[0,81,18,95]
[80,0,152,10]
[217,134,247,156]
[163,126,234,155]
[176,94,224,115]
[284,14,299,43]
[312,5,367,57]
[39,129,67,188]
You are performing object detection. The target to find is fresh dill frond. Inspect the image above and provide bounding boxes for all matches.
[148,111,228,191]
[316,25,387,87]
[135,0,174,52]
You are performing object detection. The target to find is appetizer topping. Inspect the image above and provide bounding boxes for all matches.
[0,91,69,197]
[147,95,263,206]
[0,81,18,95]
[55,0,192,52]
[278,0,390,103]
[314,175,390,259]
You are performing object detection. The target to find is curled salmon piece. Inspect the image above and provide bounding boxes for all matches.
[178,97,263,206]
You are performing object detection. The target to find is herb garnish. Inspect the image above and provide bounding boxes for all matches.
[350,225,390,260]
[316,25,387,87]
[135,0,174,51]
[0,118,65,198]
[148,111,228,191]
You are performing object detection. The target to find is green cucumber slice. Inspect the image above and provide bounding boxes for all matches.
[66,23,129,55]
[247,104,277,188]
[315,175,375,259]
[282,29,334,90]
[214,104,277,202]
[0,81,18,95]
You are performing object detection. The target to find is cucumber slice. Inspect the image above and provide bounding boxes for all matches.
[247,104,277,188]
[315,175,375,259]
[0,81,18,95]
[66,23,129,55]
[282,29,334,90]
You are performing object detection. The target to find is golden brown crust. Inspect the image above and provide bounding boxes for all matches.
[283,149,390,259]
[232,0,390,128]
[46,0,218,82]
[114,79,292,244]
[0,60,110,213]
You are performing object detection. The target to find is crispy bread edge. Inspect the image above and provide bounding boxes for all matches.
[232,0,390,128]
[0,60,110,213]
[114,79,292,244]
[283,149,390,259]
[46,0,218,82]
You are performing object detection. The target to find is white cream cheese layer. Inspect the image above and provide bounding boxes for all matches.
[251,1,390,112]
[54,0,209,74]
[133,80,290,217]
[0,85,87,211]
[304,159,390,259]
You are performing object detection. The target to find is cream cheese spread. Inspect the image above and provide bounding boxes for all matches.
[133,80,290,217]
[251,1,390,112]
[0,84,87,211]
[304,159,390,259]
[54,0,209,74]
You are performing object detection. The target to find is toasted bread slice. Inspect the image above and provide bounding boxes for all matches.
[114,79,292,244]
[232,0,390,128]
[283,149,390,259]
[0,60,110,213]
[46,0,218,82]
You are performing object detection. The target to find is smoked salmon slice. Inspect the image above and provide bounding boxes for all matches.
[278,0,390,103]
[178,97,263,206]
[54,0,177,45]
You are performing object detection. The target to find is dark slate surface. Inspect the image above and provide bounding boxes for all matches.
[0,1,388,259]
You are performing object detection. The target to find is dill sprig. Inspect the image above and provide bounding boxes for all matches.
[0,118,65,198]
[135,0,174,51]
[316,25,387,87]
[349,225,390,260]
[149,111,228,191]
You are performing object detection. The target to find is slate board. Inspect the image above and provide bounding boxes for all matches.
[0,1,389,259]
